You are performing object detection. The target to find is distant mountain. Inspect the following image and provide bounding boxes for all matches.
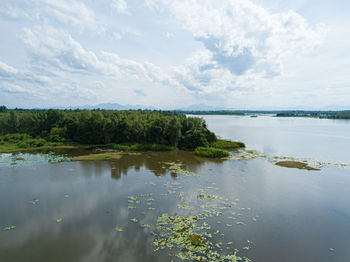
[176,104,231,111]
[61,103,158,110]
[49,102,350,111]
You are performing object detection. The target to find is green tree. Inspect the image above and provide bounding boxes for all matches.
[7,111,19,133]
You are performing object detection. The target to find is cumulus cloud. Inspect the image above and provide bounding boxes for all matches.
[146,0,328,94]
[20,26,170,85]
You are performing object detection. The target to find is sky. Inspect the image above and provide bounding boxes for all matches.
[0,0,350,109]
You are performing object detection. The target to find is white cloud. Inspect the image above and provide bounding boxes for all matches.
[19,26,170,91]
[146,0,328,95]
[0,61,18,76]
[0,0,96,30]
[165,32,175,39]
[111,0,129,14]
[1,83,33,95]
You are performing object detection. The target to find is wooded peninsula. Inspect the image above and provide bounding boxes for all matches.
[0,107,245,157]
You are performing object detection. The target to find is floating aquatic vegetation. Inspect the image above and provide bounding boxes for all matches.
[178,205,194,210]
[64,195,69,198]
[130,218,138,222]
[115,227,124,232]
[229,149,350,171]
[141,224,151,228]
[0,152,71,167]
[153,213,252,262]
[3,225,16,231]
[198,194,217,200]
[128,206,136,209]
[27,199,39,204]
[162,162,200,177]
[56,218,62,223]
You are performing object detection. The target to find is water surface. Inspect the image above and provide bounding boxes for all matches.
[1,116,350,262]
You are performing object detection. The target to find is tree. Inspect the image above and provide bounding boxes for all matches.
[0,105,7,112]
[7,111,19,133]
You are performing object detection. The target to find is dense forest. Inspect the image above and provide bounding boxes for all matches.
[0,107,217,150]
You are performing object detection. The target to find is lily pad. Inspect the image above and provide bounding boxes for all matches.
[3,225,16,231]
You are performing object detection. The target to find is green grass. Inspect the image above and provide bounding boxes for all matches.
[107,143,175,152]
[194,147,230,158]
[0,133,83,153]
[211,139,245,150]
[0,133,48,152]
[275,161,320,171]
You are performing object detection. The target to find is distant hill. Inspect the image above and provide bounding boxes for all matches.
[60,103,158,110]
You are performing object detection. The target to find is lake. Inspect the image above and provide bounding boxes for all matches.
[1,115,350,262]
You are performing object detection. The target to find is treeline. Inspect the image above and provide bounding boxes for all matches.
[276,111,350,119]
[0,108,217,150]
[177,110,244,115]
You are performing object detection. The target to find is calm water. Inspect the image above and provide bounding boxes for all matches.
[1,116,350,262]
[200,115,350,163]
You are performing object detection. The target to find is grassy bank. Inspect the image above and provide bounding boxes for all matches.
[0,134,78,153]
[211,139,245,150]
[194,147,230,158]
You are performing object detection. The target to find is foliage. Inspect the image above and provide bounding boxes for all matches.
[211,139,245,150]
[0,109,217,150]
[194,147,230,158]
[0,105,8,113]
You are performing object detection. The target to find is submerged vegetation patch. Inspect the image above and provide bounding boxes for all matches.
[275,161,320,171]
[71,152,123,161]
[194,147,230,158]
[107,143,175,152]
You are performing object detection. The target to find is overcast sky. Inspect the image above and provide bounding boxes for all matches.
[0,0,349,109]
